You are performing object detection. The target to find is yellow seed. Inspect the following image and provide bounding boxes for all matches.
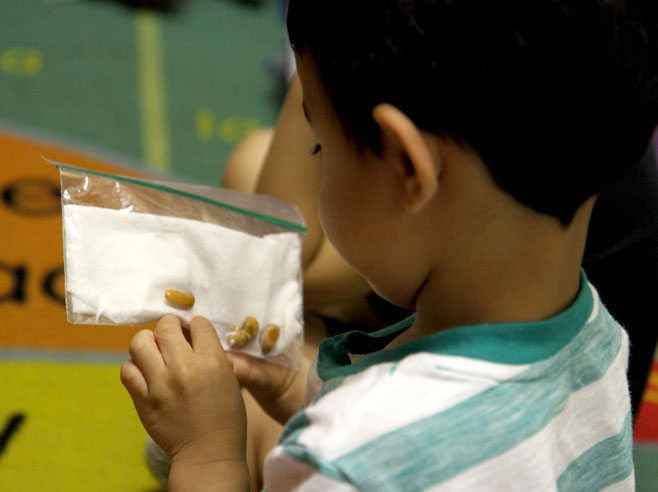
[164,289,195,310]
[240,316,259,339]
[259,324,280,354]
[227,330,251,349]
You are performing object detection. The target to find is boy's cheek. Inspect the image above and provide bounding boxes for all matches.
[317,191,353,261]
[317,191,339,246]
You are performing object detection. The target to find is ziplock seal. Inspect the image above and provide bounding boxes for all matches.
[52,161,307,233]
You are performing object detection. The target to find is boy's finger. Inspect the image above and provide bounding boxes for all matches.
[153,314,193,365]
[120,359,149,399]
[226,351,287,396]
[226,352,273,394]
[188,316,223,356]
[128,329,165,384]
[225,352,249,386]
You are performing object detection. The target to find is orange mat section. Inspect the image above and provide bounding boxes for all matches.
[635,360,658,443]
[0,129,154,352]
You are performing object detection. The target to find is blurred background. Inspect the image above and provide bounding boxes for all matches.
[0,0,656,490]
[1,0,289,183]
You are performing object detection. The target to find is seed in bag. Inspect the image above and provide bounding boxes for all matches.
[164,289,195,310]
[260,324,280,354]
[226,316,260,349]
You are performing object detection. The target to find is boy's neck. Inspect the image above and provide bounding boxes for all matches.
[389,196,596,348]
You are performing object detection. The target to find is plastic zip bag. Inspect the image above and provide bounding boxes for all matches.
[54,160,306,369]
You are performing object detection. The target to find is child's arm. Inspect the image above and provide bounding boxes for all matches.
[121,315,249,492]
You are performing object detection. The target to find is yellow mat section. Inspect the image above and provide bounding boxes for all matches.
[0,360,160,492]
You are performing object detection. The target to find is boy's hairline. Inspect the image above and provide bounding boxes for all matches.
[296,46,492,169]
[287,1,658,226]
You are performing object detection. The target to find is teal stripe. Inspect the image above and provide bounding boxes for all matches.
[327,308,624,491]
[53,161,307,232]
[318,272,592,380]
[557,411,634,491]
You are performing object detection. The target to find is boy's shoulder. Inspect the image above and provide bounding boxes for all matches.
[268,280,633,490]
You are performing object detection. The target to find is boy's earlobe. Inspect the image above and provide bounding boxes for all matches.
[372,104,440,213]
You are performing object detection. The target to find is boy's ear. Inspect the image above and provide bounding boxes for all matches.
[372,103,439,213]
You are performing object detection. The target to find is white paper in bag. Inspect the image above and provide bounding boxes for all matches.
[63,204,303,362]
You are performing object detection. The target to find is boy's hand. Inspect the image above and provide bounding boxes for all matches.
[120,315,248,490]
[227,351,305,425]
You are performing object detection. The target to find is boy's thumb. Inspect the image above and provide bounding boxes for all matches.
[226,352,268,392]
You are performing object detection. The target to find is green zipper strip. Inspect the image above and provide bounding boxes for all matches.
[55,163,306,232]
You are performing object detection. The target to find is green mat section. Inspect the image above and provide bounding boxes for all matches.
[0,0,284,183]
[634,445,658,492]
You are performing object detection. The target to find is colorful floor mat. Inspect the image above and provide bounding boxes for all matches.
[0,129,160,491]
[0,2,284,488]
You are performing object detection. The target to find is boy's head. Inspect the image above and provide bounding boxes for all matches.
[288,0,658,226]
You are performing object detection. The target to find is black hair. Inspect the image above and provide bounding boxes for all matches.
[287,0,658,224]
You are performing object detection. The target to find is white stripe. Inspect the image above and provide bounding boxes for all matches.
[299,353,529,460]
[429,330,630,492]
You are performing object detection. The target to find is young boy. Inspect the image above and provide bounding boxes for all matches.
[120,0,658,490]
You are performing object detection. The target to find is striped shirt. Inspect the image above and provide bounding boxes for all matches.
[264,274,634,491]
